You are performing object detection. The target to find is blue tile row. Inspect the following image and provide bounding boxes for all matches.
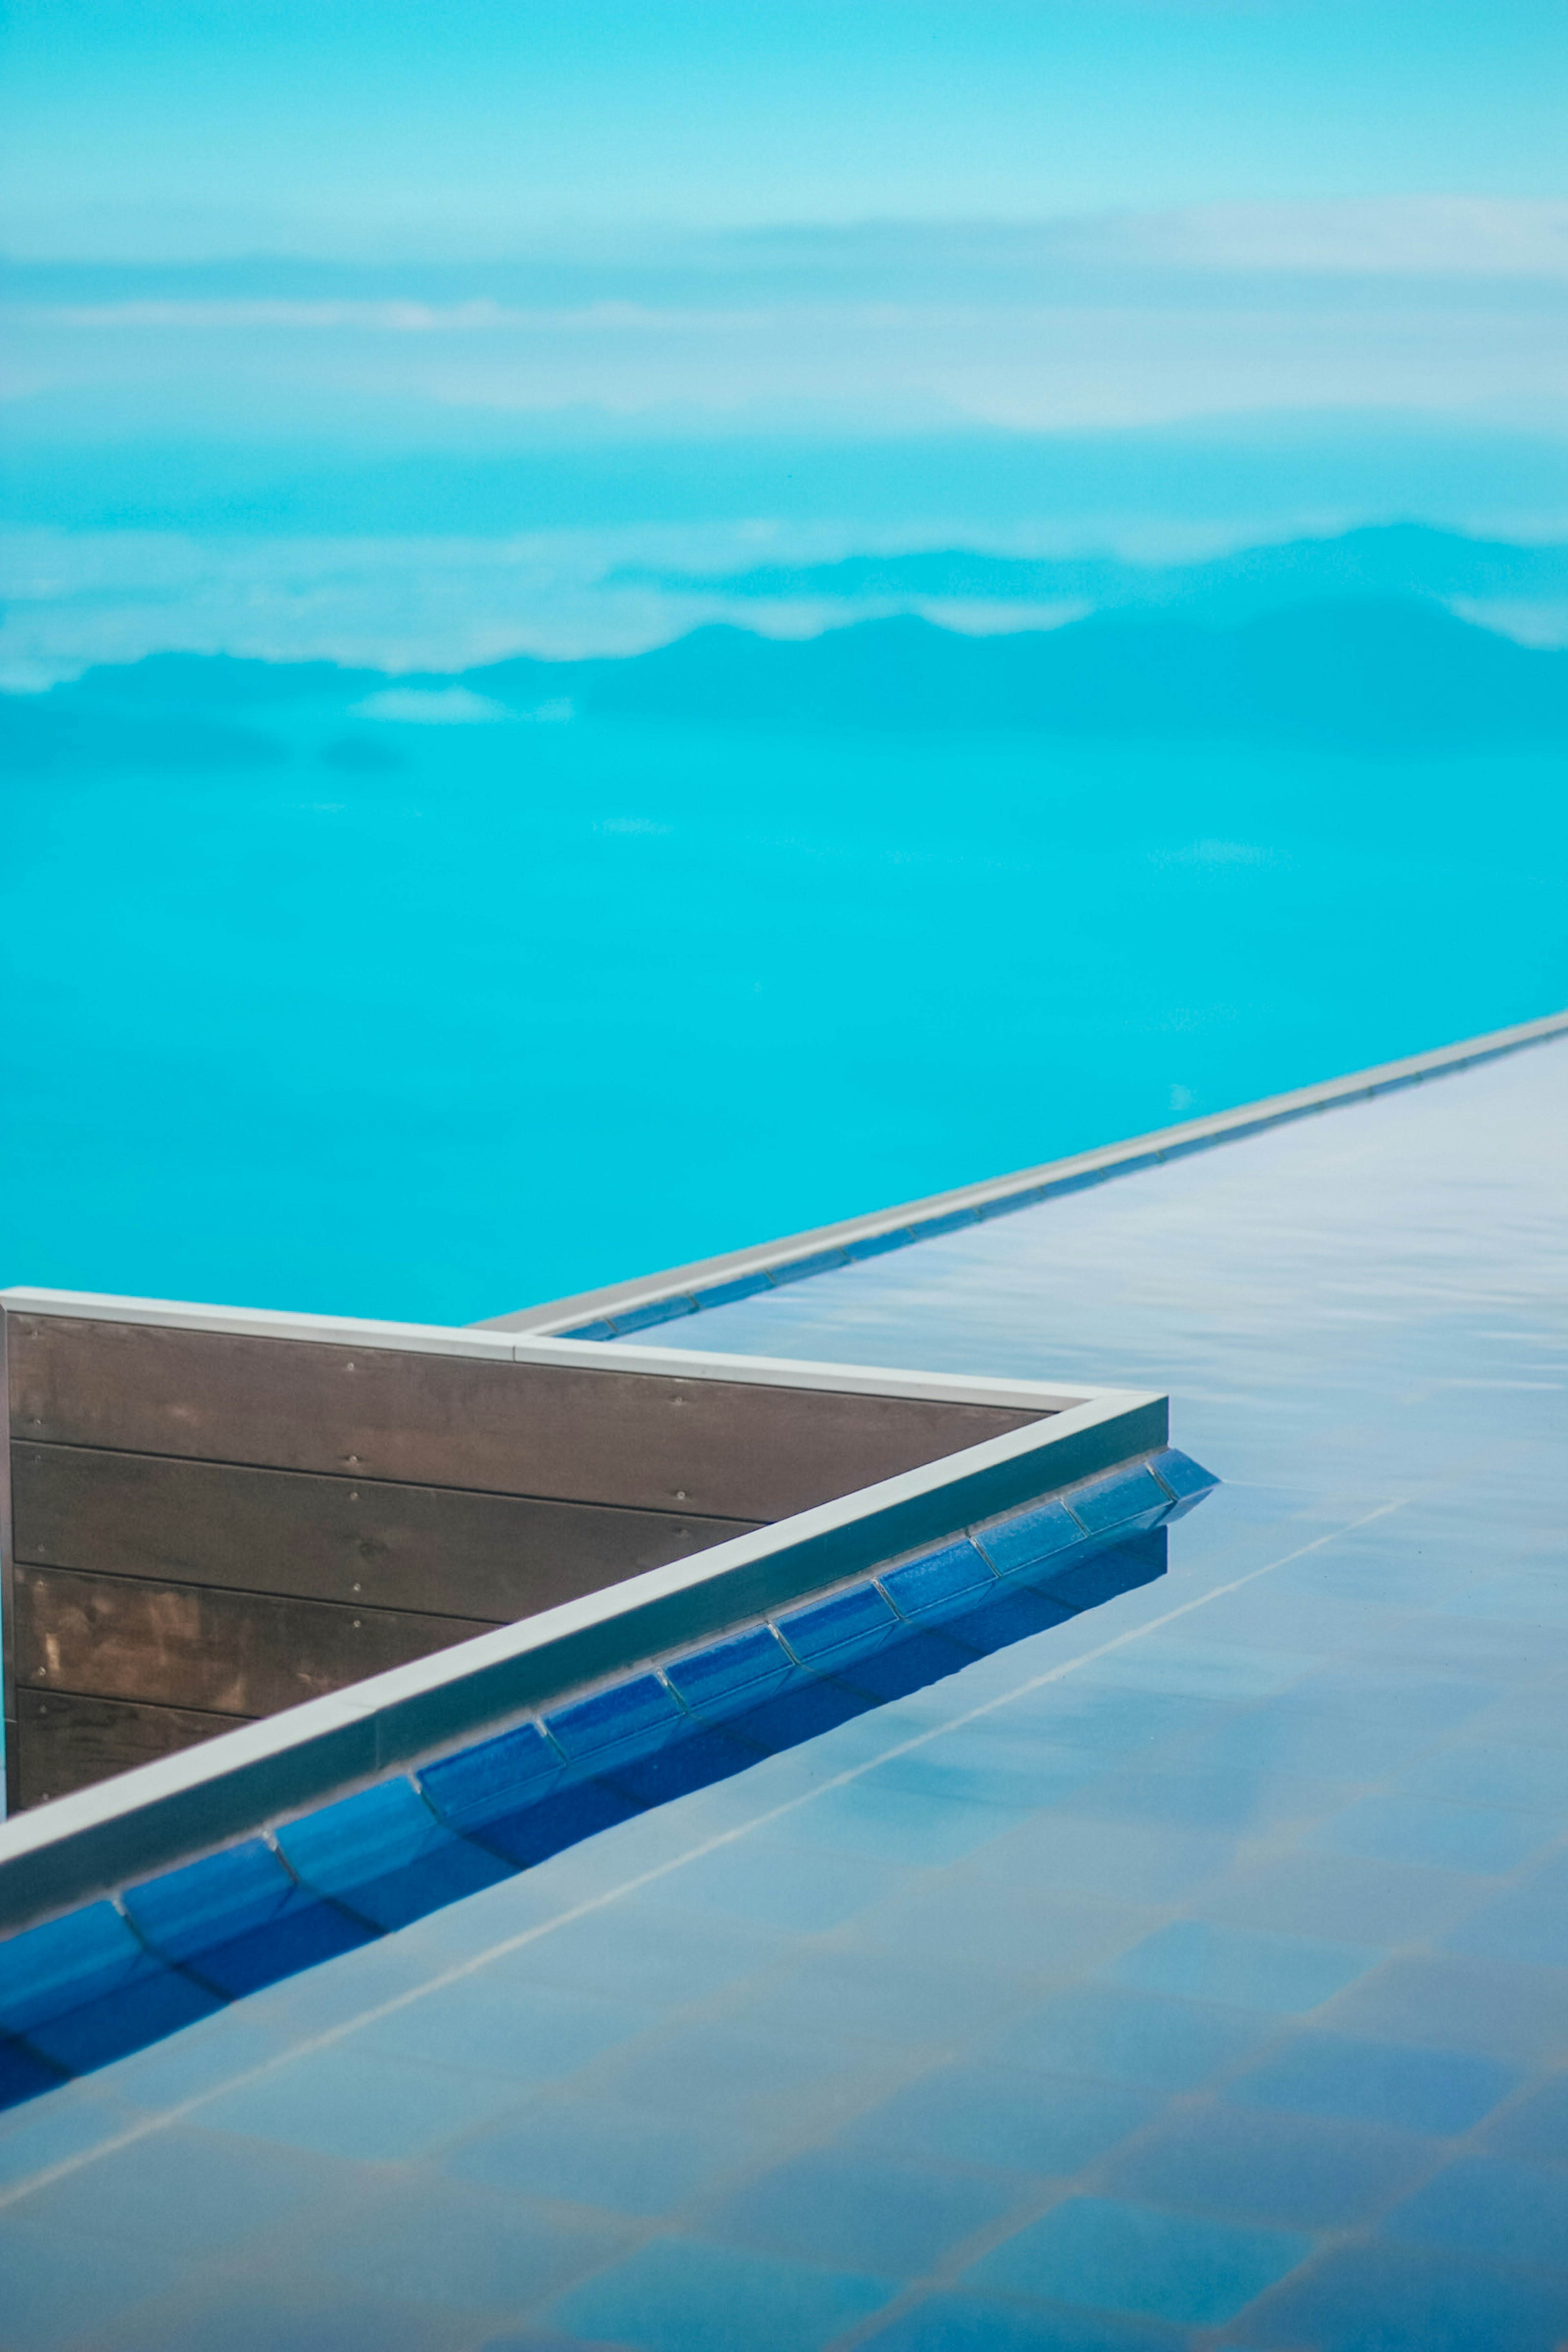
[0,1448,1214,2110]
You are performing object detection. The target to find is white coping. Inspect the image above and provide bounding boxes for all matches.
[0,1384,1164,1927]
[0,1287,1102,1415]
[479,1004,1568,1332]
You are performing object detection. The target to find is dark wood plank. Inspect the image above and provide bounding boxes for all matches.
[8,1316,1043,1518]
[13,1563,490,1719]
[14,1688,238,1810]
[12,1443,756,1618]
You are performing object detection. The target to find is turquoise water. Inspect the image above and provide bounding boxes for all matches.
[3,678,1566,1323]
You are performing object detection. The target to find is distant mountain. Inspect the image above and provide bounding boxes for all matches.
[613,523,1568,625]
[9,595,1565,768]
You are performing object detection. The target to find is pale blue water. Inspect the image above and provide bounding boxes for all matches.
[3,679,1565,1322]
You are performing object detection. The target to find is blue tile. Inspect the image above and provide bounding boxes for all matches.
[766,1248,853,1286]
[1147,1449,1220,1502]
[20,2118,342,2254]
[1313,1793,1559,1876]
[606,1294,697,1333]
[988,1984,1276,2092]
[1029,1529,1167,1614]
[561,1319,617,1341]
[1069,1466,1172,1537]
[0,2216,184,2349]
[976,1498,1084,1577]
[664,1626,798,1717]
[880,1538,995,1621]
[0,2035,65,2110]
[1107,2101,1432,2228]
[830,1624,987,1702]
[445,2094,760,2214]
[358,1971,654,2084]
[1323,1952,1568,2067]
[1401,1740,1568,1814]
[1229,2029,1518,2136]
[122,1839,374,1996]
[941,1582,1079,1655]
[459,1775,645,1867]
[723,1675,878,1754]
[964,2196,1310,2328]
[691,1272,775,1308]
[777,1582,901,1667]
[301,2173,630,2310]
[20,1962,224,2076]
[704,2145,1018,2274]
[275,1778,514,1930]
[843,1228,915,1260]
[846,2061,1160,2176]
[419,1720,564,1830]
[602,1722,760,1803]
[199,2041,527,2161]
[111,2283,463,2352]
[0,1902,161,2036]
[545,1673,686,1764]
[857,2292,1180,2352]
[124,1839,301,1956]
[1484,2075,1568,2164]
[652,1836,913,1932]
[1443,1850,1568,1968]
[1103,1920,1377,2013]
[1241,2237,1568,2351]
[907,1207,980,1240]
[1383,2156,1568,2270]
[546,2235,897,2352]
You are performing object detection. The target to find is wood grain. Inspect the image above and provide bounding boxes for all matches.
[8,1316,1041,1519]
[13,1688,238,1810]
[11,1441,754,1617]
[13,1562,488,1718]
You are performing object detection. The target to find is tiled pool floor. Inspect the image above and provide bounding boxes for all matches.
[0,1039,1565,2349]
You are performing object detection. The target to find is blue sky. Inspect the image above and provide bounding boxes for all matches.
[3,1,1566,254]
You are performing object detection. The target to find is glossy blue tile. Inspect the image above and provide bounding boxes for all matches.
[964,2195,1310,2328]
[0,1902,161,2036]
[1147,1449,1220,1503]
[1383,2156,1568,2270]
[418,1720,564,1831]
[1313,1793,1559,1876]
[198,2040,526,2161]
[561,1318,617,1341]
[1322,1952,1568,2067]
[843,1228,915,1260]
[830,1624,986,1702]
[1103,1920,1377,2012]
[275,1778,514,1930]
[705,2145,1018,2274]
[607,1294,697,1333]
[545,2235,897,2352]
[989,1984,1276,2092]
[124,1839,301,1956]
[19,2118,343,2254]
[691,1271,775,1307]
[766,1247,853,1285]
[880,1538,995,1620]
[846,2060,1160,2176]
[1107,2100,1432,2228]
[976,1498,1084,1577]
[1241,2237,1568,2351]
[20,1962,224,2075]
[1030,1529,1167,1614]
[857,2292,1182,2352]
[545,1673,686,1764]
[907,1207,980,1240]
[601,1722,760,1803]
[459,1775,644,1867]
[0,2217,184,2350]
[940,1581,1079,1655]
[777,1581,901,1666]
[1229,2029,1518,2136]
[0,2035,65,2110]
[723,1673,878,1754]
[1069,1465,1172,1537]
[664,1625,798,1717]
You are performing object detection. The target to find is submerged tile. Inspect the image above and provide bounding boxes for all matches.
[964,2194,1310,2328]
